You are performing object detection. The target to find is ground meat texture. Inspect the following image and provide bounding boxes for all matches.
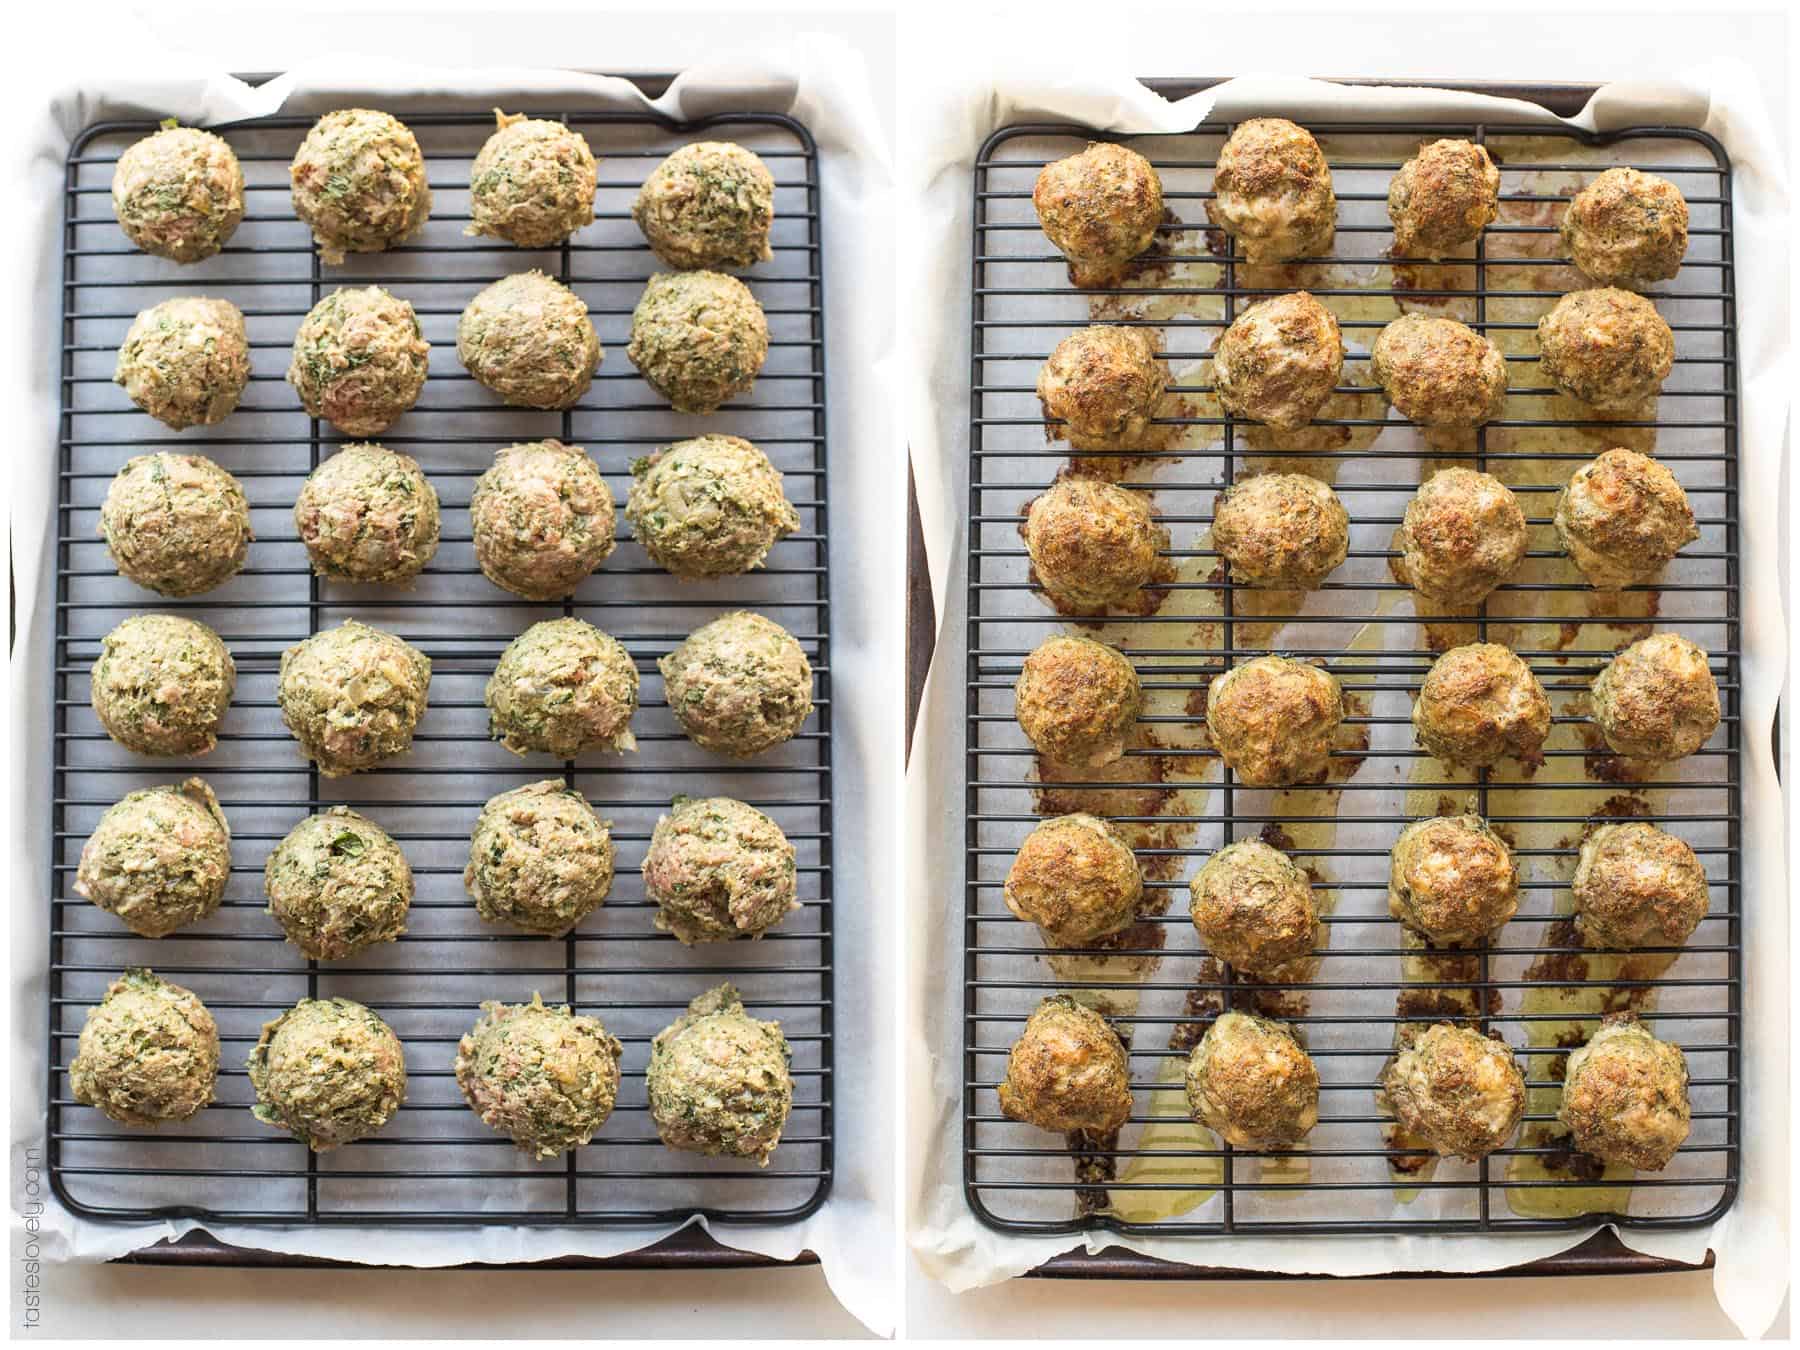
[1189,839,1318,976]
[625,435,799,578]
[1412,643,1550,769]
[633,141,776,270]
[263,806,412,961]
[276,620,430,776]
[457,271,602,410]
[1384,1023,1525,1161]
[112,123,244,263]
[91,614,235,757]
[1559,1015,1691,1170]
[1213,290,1344,431]
[1036,326,1166,450]
[1004,813,1141,947]
[99,452,252,596]
[1573,821,1710,950]
[464,780,614,937]
[1211,472,1348,589]
[469,439,616,601]
[70,969,219,1125]
[485,618,639,758]
[455,994,623,1159]
[642,795,798,943]
[288,287,429,437]
[626,271,769,414]
[289,108,431,264]
[659,611,814,757]
[113,297,250,431]
[1013,634,1140,768]
[248,997,406,1151]
[1372,314,1508,429]
[1561,167,1689,290]
[1185,1011,1319,1149]
[1590,632,1720,762]
[1388,814,1519,946]
[75,778,229,938]
[647,983,793,1165]
[1032,142,1164,267]
[997,995,1132,1134]
[294,442,440,585]
[1206,118,1336,265]
[468,111,598,248]
[1024,478,1160,610]
[1536,287,1674,411]
[1399,468,1527,607]
[1554,448,1697,589]
[1387,139,1500,259]
[1207,655,1343,787]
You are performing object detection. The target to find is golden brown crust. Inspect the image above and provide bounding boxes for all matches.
[998,996,1133,1134]
[1206,655,1343,787]
[1213,292,1345,431]
[1004,813,1142,946]
[1561,167,1689,289]
[1537,288,1674,411]
[1559,1015,1691,1169]
[1014,634,1141,768]
[1590,632,1720,762]
[1185,1011,1319,1148]
[1387,139,1500,259]
[1033,143,1164,267]
[1388,813,1519,946]
[1554,448,1697,588]
[1372,314,1508,429]
[1206,119,1336,264]
[1412,643,1550,769]
[1398,467,1527,607]
[1037,326,1167,450]
[1211,472,1348,588]
[1188,839,1318,975]
[1024,478,1161,610]
[1383,1022,1525,1160]
[1573,821,1711,950]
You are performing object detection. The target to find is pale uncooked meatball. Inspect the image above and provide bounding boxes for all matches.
[75,779,229,938]
[1412,643,1550,768]
[112,124,244,262]
[642,795,797,944]
[1384,1022,1525,1161]
[1036,326,1166,450]
[1573,821,1710,950]
[1561,167,1689,290]
[276,620,430,776]
[294,443,438,585]
[625,435,798,578]
[465,779,615,937]
[114,297,250,431]
[1554,448,1697,589]
[1185,1011,1319,1148]
[288,287,429,437]
[1388,814,1519,946]
[1537,287,1674,411]
[1206,118,1336,265]
[1014,634,1140,768]
[1024,477,1160,611]
[263,806,412,960]
[1559,1015,1691,1170]
[1398,468,1527,607]
[456,995,623,1159]
[1213,291,1345,431]
[633,141,776,270]
[457,271,602,410]
[1372,314,1508,429]
[648,983,793,1165]
[627,270,769,414]
[248,997,406,1151]
[290,109,431,264]
[1387,139,1500,259]
[1590,632,1720,762]
[659,611,814,757]
[70,969,219,1125]
[1212,472,1348,588]
[99,452,251,597]
[1004,813,1142,947]
[1190,838,1317,975]
[997,995,1132,1134]
[469,439,616,601]
[1207,655,1343,787]
[1033,142,1164,268]
[467,112,597,248]
[486,618,638,759]
[91,614,234,757]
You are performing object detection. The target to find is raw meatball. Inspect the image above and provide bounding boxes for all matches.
[625,435,799,578]
[1412,643,1550,768]
[997,995,1131,1134]
[263,806,412,961]
[1036,325,1166,450]
[289,108,431,264]
[455,994,623,1159]
[1590,632,1720,761]
[1206,118,1336,265]
[70,969,219,1125]
[1398,468,1527,607]
[648,983,793,1165]
[485,617,639,758]
[1206,655,1343,787]
[1014,633,1140,768]
[1388,814,1519,946]
[1573,821,1710,950]
[1185,1011,1319,1148]
[1004,813,1142,947]
[457,271,602,410]
[642,795,798,943]
[1384,1022,1525,1161]
[1387,139,1500,259]
[626,270,769,414]
[464,779,614,937]
[112,123,244,263]
[1372,314,1508,429]
[1032,142,1164,268]
[1024,477,1160,610]
[75,778,229,938]
[248,997,406,1151]
[1212,472,1348,588]
[659,611,814,757]
[1537,287,1674,411]
[1559,1015,1691,1170]
[294,442,440,585]
[276,620,430,776]
[91,614,234,757]
[467,111,598,248]
[114,297,250,431]
[1554,448,1697,588]
[99,452,251,596]
[469,439,616,601]
[633,141,776,270]
[1213,291,1345,430]
[1561,167,1689,290]
[1189,838,1318,976]
[288,287,429,437]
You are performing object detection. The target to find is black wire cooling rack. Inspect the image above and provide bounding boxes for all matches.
[48,106,833,1229]
[964,117,1740,1239]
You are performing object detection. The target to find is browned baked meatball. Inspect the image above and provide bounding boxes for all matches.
[1388,139,1501,259]
[1033,143,1164,269]
[997,995,1133,1134]
[1212,472,1348,589]
[1206,655,1343,787]
[1024,477,1160,611]
[1398,468,1527,607]
[1189,839,1318,976]
[1559,1014,1691,1170]
[1412,643,1550,769]
[1185,1011,1319,1148]
[1590,633,1720,762]
[1372,314,1508,430]
[1561,167,1689,290]
[1573,821,1711,950]
[1014,634,1141,769]
[1384,1023,1525,1161]
[1004,813,1141,946]
[1213,291,1345,430]
[1554,448,1697,588]
[1537,288,1674,411]
[1037,326,1166,450]
[1207,118,1336,264]
[1388,814,1519,946]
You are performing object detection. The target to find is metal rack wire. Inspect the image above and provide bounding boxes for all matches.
[964,119,1739,1238]
[49,107,833,1228]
